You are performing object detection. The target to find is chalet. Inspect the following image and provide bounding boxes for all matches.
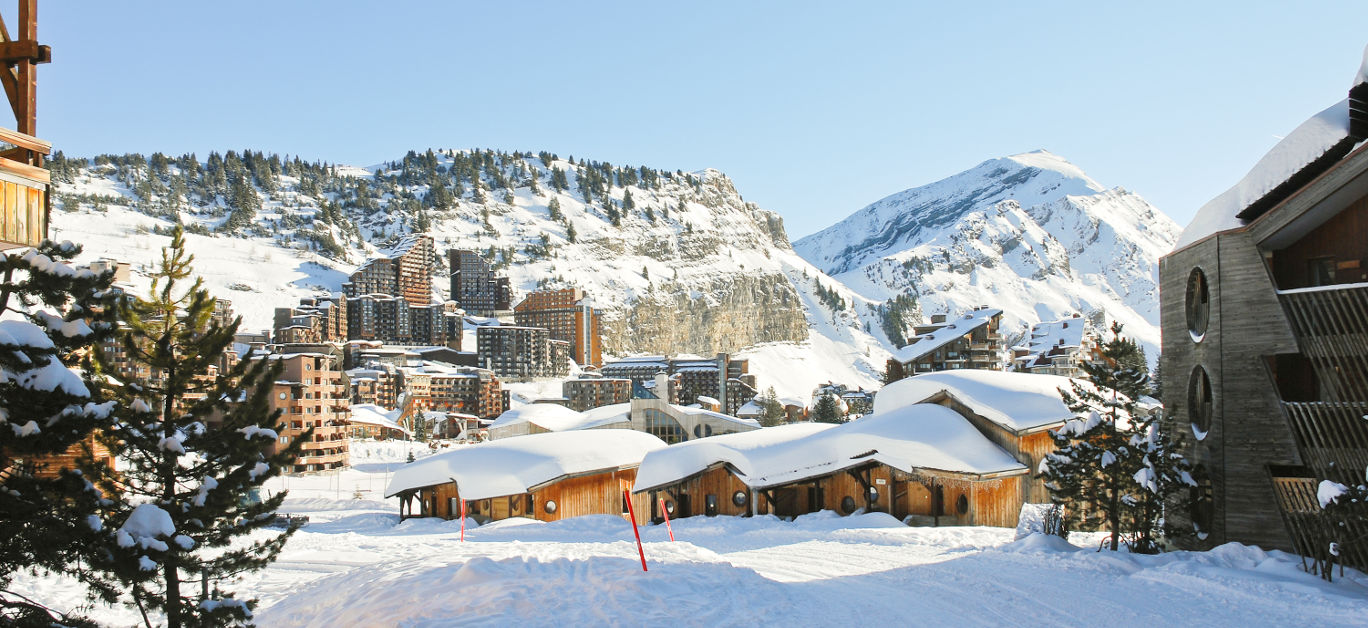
[1011,314,1099,378]
[348,404,412,440]
[872,369,1086,504]
[384,430,665,523]
[634,405,1029,526]
[1159,51,1368,568]
[885,307,1005,383]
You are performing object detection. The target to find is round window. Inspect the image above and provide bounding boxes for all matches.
[1187,366,1213,439]
[840,496,857,515]
[1185,268,1210,342]
[663,500,675,515]
[956,494,969,515]
[544,499,557,514]
[732,491,748,507]
[866,486,879,503]
[278,392,286,400]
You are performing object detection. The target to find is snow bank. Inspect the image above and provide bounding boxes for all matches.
[874,370,1088,433]
[384,430,666,500]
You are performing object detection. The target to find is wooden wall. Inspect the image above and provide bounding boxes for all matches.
[414,468,649,523]
[931,394,1057,506]
[650,465,762,520]
[26,435,113,480]
[1271,195,1368,289]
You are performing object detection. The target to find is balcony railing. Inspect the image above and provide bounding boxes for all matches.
[0,127,48,250]
[1278,283,1368,403]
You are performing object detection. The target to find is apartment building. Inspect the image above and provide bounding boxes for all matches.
[449,248,513,315]
[266,353,350,473]
[513,288,603,367]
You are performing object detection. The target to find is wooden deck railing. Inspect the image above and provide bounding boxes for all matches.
[1278,283,1368,403]
[0,125,48,250]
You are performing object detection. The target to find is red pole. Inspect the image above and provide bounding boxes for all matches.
[460,499,467,542]
[659,497,675,542]
[624,489,647,572]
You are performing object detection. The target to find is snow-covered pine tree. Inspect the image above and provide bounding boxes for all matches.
[760,387,785,427]
[0,241,119,625]
[813,393,842,424]
[1040,322,1150,551]
[91,227,305,627]
[1130,411,1195,553]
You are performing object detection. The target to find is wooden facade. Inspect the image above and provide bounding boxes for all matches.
[922,391,1060,505]
[399,467,650,524]
[1162,100,1368,568]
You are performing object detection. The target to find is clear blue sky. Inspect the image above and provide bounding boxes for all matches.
[33,2,1368,238]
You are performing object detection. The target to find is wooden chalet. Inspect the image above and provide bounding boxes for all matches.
[873,370,1089,505]
[634,405,1029,527]
[384,430,664,523]
[1160,51,1368,569]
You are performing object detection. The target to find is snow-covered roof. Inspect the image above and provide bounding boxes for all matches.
[873,370,1087,434]
[743,405,1027,487]
[635,406,1026,493]
[349,404,412,436]
[384,430,666,499]
[487,402,630,433]
[670,404,762,428]
[736,400,765,417]
[1176,98,1353,249]
[633,423,834,492]
[1026,316,1085,355]
[891,308,1002,364]
[696,395,720,406]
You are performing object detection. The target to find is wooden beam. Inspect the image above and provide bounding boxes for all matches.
[0,39,36,62]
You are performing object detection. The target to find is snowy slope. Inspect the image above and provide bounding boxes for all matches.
[794,150,1179,361]
[49,149,885,400]
[13,441,1366,626]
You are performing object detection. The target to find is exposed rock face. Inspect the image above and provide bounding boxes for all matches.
[608,273,808,355]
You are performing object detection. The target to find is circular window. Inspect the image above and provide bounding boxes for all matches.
[840,496,857,514]
[663,500,675,515]
[510,496,522,513]
[1185,268,1210,342]
[866,486,879,503]
[732,490,748,507]
[956,494,969,515]
[1187,366,1213,439]
[544,499,557,514]
[278,392,287,400]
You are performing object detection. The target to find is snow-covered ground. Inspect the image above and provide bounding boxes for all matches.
[18,440,1367,626]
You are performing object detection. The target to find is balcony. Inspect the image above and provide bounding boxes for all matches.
[0,127,49,250]
[1277,282,1368,402]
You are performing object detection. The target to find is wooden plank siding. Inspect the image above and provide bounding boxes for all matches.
[648,465,765,521]
[19,434,113,479]
[928,392,1059,507]
[411,468,649,524]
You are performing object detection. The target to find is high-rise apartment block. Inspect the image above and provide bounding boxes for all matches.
[476,325,570,380]
[265,352,350,473]
[344,234,436,308]
[449,249,512,315]
[513,288,602,367]
[274,294,348,344]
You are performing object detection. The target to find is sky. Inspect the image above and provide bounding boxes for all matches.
[33,2,1368,239]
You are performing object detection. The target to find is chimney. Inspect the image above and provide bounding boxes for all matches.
[1352,46,1368,141]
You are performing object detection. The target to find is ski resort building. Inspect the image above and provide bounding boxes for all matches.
[475,324,569,379]
[384,430,665,523]
[264,353,350,472]
[346,294,460,347]
[562,374,632,411]
[273,294,348,344]
[873,370,1086,505]
[513,288,603,367]
[633,404,1029,526]
[448,248,512,316]
[885,307,1006,382]
[599,353,758,415]
[347,404,412,440]
[343,234,437,308]
[1011,314,1099,378]
[1159,55,1368,568]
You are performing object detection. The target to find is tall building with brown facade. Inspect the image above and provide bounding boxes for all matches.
[274,294,348,344]
[266,353,350,473]
[513,288,602,367]
[344,234,436,308]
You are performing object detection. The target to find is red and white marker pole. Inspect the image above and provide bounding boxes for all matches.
[623,489,647,572]
[659,497,675,542]
[460,499,467,542]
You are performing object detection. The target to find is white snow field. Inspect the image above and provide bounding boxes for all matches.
[19,441,1367,626]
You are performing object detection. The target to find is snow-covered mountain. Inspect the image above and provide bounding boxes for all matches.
[794,150,1179,359]
[47,149,888,400]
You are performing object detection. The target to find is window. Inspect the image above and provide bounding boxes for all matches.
[544,499,557,514]
[840,496,857,515]
[1188,366,1213,439]
[866,486,879,503]
[705,494,718,516]
[1307,257,1336,287]
[1185,268,1209,342]
[732,491,748,507]
[956,494,968,515]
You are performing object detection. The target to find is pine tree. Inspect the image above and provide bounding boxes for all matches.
[547,197,563,221]
[760,387,785,427]
[813,394,842,424]
[1039,322,1161,551]
[91,228,304,626]
[0,241,119,625]
[565,222,577,243]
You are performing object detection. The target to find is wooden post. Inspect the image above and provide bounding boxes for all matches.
[459,499,466,542]
[624,489,647,572]
[659,496,675,542]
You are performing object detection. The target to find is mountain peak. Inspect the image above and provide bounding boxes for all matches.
[1001,150,1105,193]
